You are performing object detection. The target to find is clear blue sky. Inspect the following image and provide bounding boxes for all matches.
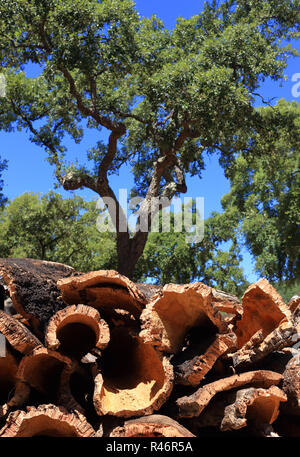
[1,0,299,282]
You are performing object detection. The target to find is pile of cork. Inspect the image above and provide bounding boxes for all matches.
[0,258,299,437]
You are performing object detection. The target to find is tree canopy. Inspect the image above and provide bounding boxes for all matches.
[0,0,299,277]
[220,99,300,282]
[0,191,117,271]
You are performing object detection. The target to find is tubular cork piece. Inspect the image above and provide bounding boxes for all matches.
[45,304,110,359]
[0,404,95,437]
[93,327,174,418]
[139,282,229,354]
[57,270,147,318]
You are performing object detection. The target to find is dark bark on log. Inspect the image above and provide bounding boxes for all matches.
[0,258,77,333]
[174,333,237,386]
[0,310,42,355]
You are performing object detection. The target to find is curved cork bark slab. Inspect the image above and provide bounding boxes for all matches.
[57,270,146,318]
[0,347,19,416]
[45,304,110,359]
[17,347,71,402]
[220,386,287,431]
[288,295,300,314]
[175,333,237,386]
[0,404,95,437]
[110,415,195,437]
[231,320,300,370]
[176,370,283,418]
[282,353,300,415]
[139,283,229,354]
[235,278,291,349]
[135,283,162,301]
[211,289,242,321]
[57,361,92,414]
[0,258,76,333]
[0,310,42,355]
[93,327,173,418]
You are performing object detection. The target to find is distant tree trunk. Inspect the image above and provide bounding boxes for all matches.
[117,231,149,279]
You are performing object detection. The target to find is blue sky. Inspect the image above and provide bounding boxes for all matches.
[1,0,299,282]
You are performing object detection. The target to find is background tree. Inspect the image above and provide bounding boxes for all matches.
[0,0,299,278]
[0,192,117,271]
[220,99,300,283]
[134,205,248,296]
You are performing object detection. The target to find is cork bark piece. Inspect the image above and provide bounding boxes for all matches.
[175,333,237,386]
[235,278,291,349]
[57,270,147,318]
[211,289,242,319]
[109,415,195,437]
[0,347,19,415]
[139,283,229,354]
[288,295,300,314]
[93,327,173,418]
[231,320,300,370]
[0,404,95,437]
[17,347,71,402]
[45,304,110,359]
[0,258,76,333]
[57,360,95,414]
[0,310,42,355]
[282,353,300,415]
[176,370,283,418]
[220,386,287,431]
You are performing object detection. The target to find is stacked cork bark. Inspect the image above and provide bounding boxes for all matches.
[0,258,299,437]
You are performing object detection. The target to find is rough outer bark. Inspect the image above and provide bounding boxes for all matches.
[211,289,242,325]
[175,333,237,386]
[57,270,146,318]
[0,404,95,437]
[288,295,300,314]
[139,283,230,354]
[0,310,42,355]
[220,386,287,431]
[45,304,110,358]
[135,283,163,302]
[109,415,195,437]
[17,347,71,399]
[92,327,174,418]
[235,278,291,349]
[282,353,300,415]
[0,258,77,333]
[230,320,300,370]
[176,370,283,419]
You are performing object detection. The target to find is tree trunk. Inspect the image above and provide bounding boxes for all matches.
[117,231,149,279]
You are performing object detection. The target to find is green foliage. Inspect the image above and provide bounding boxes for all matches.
[273,278,300,303]
[0,191,117,271]
[0,0,299,276]
[221,99,300,282]
[134,204,248,296]
[0,0,299,189]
